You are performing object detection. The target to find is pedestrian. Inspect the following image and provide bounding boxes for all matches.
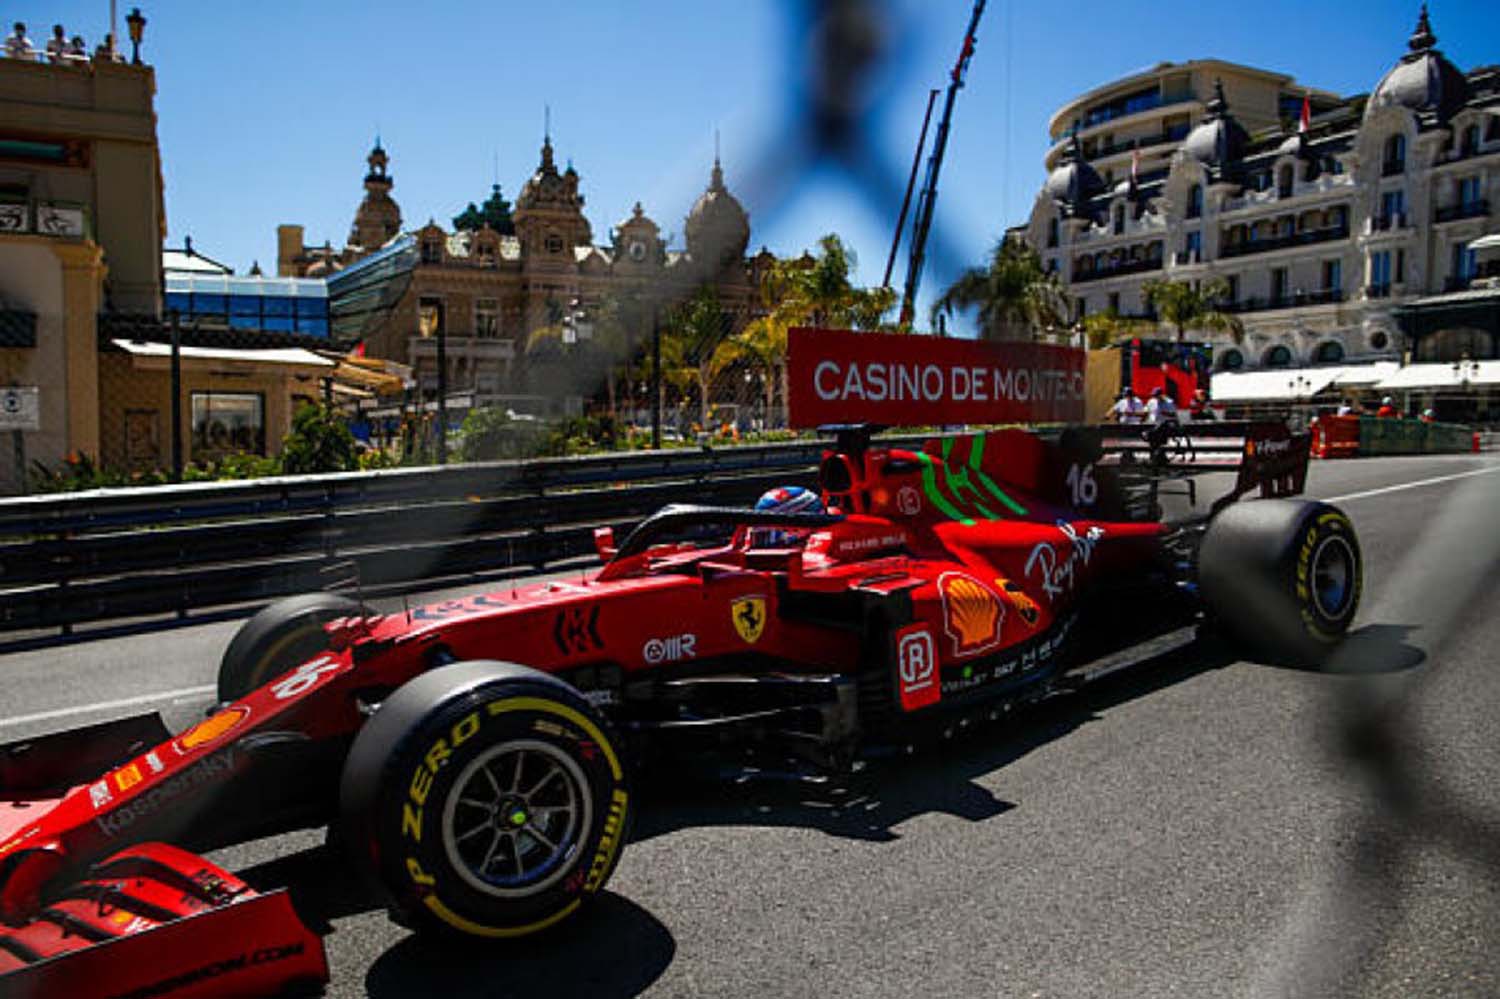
[1145,387,1178,425]
[1336,401,1353,416]
[1376,396,1399,418]
[1110,387,1145,424]
[45,24,67,63]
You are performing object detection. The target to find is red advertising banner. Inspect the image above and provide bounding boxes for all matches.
[787,327,1086,428]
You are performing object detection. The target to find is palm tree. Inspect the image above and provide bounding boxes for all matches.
[663,287,732,429]
[1080,309,1154,350]
[931,239,1069,340]
[1140,278,1245,343]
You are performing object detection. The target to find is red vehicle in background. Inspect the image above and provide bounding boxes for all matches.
[1119,339,1215,414]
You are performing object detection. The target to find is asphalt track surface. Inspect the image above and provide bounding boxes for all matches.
[3,453,1499,998]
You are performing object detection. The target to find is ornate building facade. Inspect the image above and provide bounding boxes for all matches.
[1016,7,1500,373]
[280,136,773,399]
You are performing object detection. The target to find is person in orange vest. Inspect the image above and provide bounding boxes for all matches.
[1376,396,1399,418]
[1419,408,1435,424]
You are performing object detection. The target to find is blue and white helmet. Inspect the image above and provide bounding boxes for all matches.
[755,485,825,516]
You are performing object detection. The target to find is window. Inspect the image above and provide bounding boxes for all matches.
[1396,248,1405,284]
[1489,117,1500,142]
[544,232,564,254]
[1225,274,1239,303]
[1220,348,1245,371]
[1278,164,1294,197]
[1380,189,1405,226]
[475,299,499,338]
[1113,204,1125,234]
[1369,330,1390,351]
[1047,217,1059,248]
[1187,184,1203,219]
[1370,250,1392,292]
[1185,230,1202,259]
[1075,297,1087,321]
[191,392,265,459]
[418,296,444,338]
[1458,176,1481,208]
[1264,345,1293,368]
[421,238,443,264]
[1322,259,1341,292]
[1314,341,1345,364]
[1108,292,1120,314]
[1271,267,1289,303]
[1452,242,1478,281]
[476,241,497,267]
[1461,124,1480,156]
[1383,134,1406,173]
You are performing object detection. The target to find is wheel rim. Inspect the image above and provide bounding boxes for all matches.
[441,739,592,899]
[1310,535,1356,621]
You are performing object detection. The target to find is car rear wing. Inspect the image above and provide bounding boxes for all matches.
[1090,420,1311,516]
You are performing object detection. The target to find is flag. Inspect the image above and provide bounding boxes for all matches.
[1299,94,1311,134]
[352,340,366,358]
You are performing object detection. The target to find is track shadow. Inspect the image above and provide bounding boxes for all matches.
[363,892,675,999]
[1228,622,1427,675]
[631,634,1240,845]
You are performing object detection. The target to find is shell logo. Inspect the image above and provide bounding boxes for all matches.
[176,705,250,754]
[939,572,1004,657]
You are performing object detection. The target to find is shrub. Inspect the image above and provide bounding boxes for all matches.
[279,403,357,475]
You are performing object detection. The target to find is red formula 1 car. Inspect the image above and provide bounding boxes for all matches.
[0,421,1362,997]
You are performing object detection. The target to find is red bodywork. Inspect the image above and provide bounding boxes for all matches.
[0,423,1305,995]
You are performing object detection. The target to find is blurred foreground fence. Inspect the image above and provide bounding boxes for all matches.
[3,421,1483,638]
[0,435,938,637]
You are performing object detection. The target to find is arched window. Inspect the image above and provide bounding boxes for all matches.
[1220,348,1245,371]
[1383,134,1406,173]
[1263,345,1293,368]
[1187,184,1203,219]
[1313,341,1345,364]
[420,237,444,264]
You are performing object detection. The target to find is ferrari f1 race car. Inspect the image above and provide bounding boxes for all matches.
[0,417,1361,997]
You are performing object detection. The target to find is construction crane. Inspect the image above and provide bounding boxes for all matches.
[896,0,986,329]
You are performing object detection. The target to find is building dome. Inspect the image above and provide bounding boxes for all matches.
[1181,80,1250,180]
[1366,5,1467,124]
[1044,135,1105,215]
[349,140,402,251]
[685,157,750,269]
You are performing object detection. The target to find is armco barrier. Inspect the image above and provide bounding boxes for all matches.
[1312,416,1477,458]
[0,434,940,638]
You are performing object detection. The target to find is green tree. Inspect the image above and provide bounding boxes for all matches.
[279,403,357,474]
[931,238,1069,340]
[1140,277,1245,343]
[662,287,731,429]
[1080,309,1153,350]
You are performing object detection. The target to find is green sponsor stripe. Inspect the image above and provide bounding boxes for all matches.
[944,462,998,521]
[916,451,973,525]
[965,433,1029,516]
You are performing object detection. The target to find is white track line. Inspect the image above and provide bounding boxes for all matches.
[1323,464,1500,504]
[0,684,216,732]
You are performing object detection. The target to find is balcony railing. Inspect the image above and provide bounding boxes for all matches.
[1366,284,1392,299]
[1219,225,1349,259]
[1381,159,1405,177]
[1080,93,1196,130]
[1443,276,1475,293]
[1173,249,1202,266]
[1221,289,1344,314]
[1434,199,1490,223]
[1071,256,1164,283]
[1367,213,1408,233]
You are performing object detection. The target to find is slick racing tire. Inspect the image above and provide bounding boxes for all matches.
[339,660,631,940]
[1198,499,1362,666]
[218,592,364,702]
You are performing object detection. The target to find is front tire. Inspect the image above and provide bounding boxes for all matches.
[339,661,631,940]
[1198,499,1362,665]
[217,592,364,702]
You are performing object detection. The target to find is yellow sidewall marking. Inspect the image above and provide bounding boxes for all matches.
[424,895,581,938]
[484,697,623,781]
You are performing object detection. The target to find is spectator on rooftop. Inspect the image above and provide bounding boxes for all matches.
[5,23,35,60]
[45,24,67,63]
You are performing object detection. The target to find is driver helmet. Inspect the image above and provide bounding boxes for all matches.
[752,485,825,546]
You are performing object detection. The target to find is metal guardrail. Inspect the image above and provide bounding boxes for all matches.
[0,435,938,636]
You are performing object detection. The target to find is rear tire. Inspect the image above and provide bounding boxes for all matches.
[218,593,364,702]
[1198,499,1362,665]
[339,660,631,940]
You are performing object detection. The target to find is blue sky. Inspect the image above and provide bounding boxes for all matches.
[28,1,1500,327]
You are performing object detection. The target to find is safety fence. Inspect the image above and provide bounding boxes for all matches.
[0,433,946,637]
[1310,415,1479,458]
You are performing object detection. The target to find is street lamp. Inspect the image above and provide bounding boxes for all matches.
[125,7,145,65]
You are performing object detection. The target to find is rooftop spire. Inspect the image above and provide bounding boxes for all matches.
[1408,3,1436,52]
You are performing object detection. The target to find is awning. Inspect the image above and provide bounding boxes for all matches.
[1470,234,1500,252]
[1333,362,1400,386]
[110,340,335,368]
[1374,360,1500,390]
[1210,366,1343,402]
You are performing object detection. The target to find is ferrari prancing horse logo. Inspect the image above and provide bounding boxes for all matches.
[732,595,767,644]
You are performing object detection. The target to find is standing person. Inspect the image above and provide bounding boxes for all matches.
[5,23,35,59]
[1145,387,1178,425]
[1110,387,1145,424]
[45,24,67,62]
[1376,396,1399,418]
